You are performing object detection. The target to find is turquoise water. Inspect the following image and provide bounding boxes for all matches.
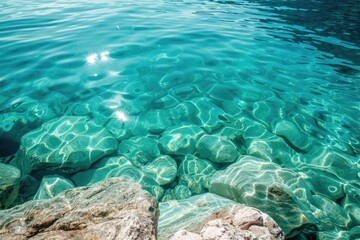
[0,0,359,239]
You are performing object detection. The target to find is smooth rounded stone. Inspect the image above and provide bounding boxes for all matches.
[209,155,315,237]
[297,164,345,201]
[162,189,176,202]
[173,185,192,200]
[159,125,204,156]
[221,100,244,118]
[168,102,200,124]
[71,156,164,200]
[159,193,284,240]
[105,117,133,141]
[16,116,118,175]
[0,163,21,209]
[350,226,360,240]
[246,131,298,167]
[118,136,160,167]
[310,194,352,229]
[0,178,158,240]
[152,95,179,109]
[0,102,55,157]
[161,185,192,202]
[301,149,360,183]
[196,134,238,163]
[217,127,245,146]
[252,98,285,128]
[191,97,228,133]
[342,184,360,225]
[136,110,173,134]
[71,155,133,186]
[143,155,177,186]
[272,119,313,152]
[33,175,75,200]
[178,155,217,194]
[206,82,240,102]
[65,102,94,116]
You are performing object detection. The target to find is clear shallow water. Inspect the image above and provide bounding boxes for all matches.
[0,0,359,239]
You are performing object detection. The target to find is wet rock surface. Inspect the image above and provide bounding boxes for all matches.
[158,193,284,240]
[0,163,21,209]
[16,116,118,175]
[0,178,158,240]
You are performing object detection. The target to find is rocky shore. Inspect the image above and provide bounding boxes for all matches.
[0,177,284,240]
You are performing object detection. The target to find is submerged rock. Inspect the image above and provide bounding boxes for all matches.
[0,178,158,240]
[71,156,164,200]
[0,163,21,209]
[118,136,160,167]
[196,134,238,163]
[178,155,217,194]
[16,116,118,175]
[143,155,178,186]
[158,193,284,240]
[33,175,75,200]
[159,124,204,156]
[209,155,315,237]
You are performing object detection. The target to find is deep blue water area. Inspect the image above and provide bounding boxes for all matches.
[0,0,359,239]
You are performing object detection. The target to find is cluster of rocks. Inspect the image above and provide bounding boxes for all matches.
[0,178,284,240]
[0,79,359,239]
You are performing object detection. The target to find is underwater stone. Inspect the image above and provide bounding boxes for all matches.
[17,116,118,175]
[178,155,216,194]
[159,125,204,156]
[143,155,177,186]
[105,117,133,141]
[71,156,164,200]
[297,164,345,201]
[0,178,158,240]
[246,131,298,167]
[272,119,312,152]
[191,97,227,133]
[71,155,133,186]
[0,163,21,209]
[173,185,192,200]
[252,98,285,128]
[137,110,173,134]
[33,175,75,200]
[161,185,192,201]
[158,193,284,240]
[342,184,360,225]
[300,149,360,183]
[0,101,56,157]
[310,194,352,229]
[209,155,315,237]
[118,136,160,167]
[196,134,238,163]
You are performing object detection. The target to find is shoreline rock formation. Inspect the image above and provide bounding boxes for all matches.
[0,178,285,240]
[0,178,158,240]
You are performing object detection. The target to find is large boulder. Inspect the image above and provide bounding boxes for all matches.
[0,178,158,240]
[0,163,21,209]
[16,116,118,174]
[158,193,284,240]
